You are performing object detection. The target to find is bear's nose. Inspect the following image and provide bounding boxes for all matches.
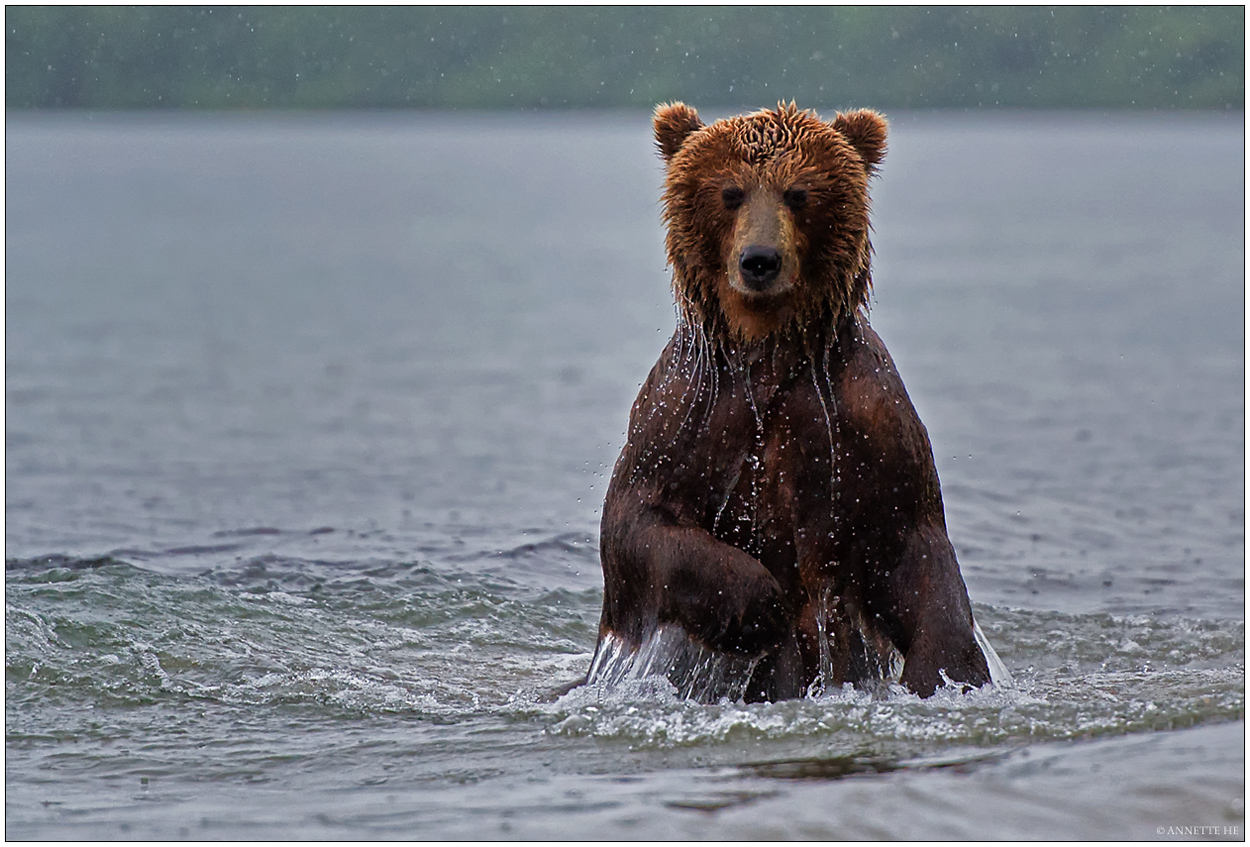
[739,245,782,290]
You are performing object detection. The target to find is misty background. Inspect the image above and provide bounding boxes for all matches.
[6,6,1244,111]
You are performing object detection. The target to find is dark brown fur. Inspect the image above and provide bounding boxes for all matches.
[596,102,990,699]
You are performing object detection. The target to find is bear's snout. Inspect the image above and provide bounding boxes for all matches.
[738,245,783,291]
[725,187,799,306]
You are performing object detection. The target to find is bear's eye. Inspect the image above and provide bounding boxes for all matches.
[721,186,745,209]
[784,188,808,210]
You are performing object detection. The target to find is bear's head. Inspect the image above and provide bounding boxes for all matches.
[654,101,887,344]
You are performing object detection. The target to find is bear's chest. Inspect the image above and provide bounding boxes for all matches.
[701,372,844,563]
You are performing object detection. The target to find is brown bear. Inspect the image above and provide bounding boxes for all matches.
[589,102,993,701]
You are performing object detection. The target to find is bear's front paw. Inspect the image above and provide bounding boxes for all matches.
[899,627,991,697]
[694,569,788,657]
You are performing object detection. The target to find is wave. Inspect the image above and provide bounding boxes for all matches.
[5,553,1242,754]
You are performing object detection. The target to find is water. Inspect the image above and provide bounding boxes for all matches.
[6,110,1244,839]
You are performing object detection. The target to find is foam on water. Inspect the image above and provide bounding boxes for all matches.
[553,597,1241,753]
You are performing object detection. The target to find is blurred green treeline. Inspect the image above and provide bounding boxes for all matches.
[6,6,1244,110]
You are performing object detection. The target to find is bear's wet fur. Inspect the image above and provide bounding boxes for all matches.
[595,102,991,700]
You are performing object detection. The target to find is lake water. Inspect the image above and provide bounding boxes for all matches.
[6,110,1244,839]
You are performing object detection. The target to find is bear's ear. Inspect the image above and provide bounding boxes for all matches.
[654,102,704,162]
[832,109,888,173]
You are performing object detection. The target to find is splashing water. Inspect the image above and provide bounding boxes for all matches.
[974,618,1013,687]
[587,626,761,702]
[585,610,1009,703]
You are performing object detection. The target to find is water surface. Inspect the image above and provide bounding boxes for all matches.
[6,110,1244,839]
